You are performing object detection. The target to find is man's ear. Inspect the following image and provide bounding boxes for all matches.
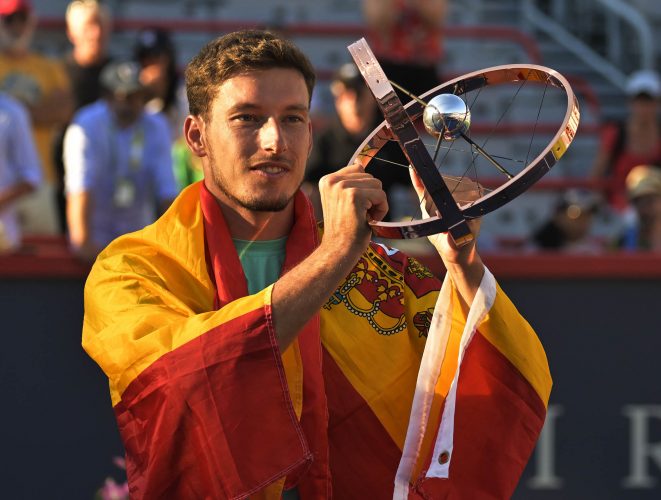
[183,115,207,157]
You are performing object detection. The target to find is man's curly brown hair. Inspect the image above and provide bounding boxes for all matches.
[185,30,316,120]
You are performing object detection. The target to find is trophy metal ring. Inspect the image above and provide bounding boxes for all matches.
[347,38,580,243]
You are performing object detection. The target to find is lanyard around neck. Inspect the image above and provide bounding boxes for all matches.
[108,118,145,178]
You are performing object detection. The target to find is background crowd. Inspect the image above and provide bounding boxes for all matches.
[0,0,660,263]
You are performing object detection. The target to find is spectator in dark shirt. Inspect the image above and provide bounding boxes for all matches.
[63,0,113,109]
[133,28,201,192]
[531,189,603,253]
[304,63,415,220]
[54,0,113,232]
[133,27,185,137]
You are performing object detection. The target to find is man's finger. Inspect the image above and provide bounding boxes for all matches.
[366,188,389,223]
[339,161,366,175]
[408,167,440,218]
[408,167,426,197]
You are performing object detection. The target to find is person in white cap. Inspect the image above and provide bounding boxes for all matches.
[590,69,661,211]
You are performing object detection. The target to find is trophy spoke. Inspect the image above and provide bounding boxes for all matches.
[432,132,444,163]
[388,80,428,107]
[525,78,550,165]
[419,141,526,164]
[460,132,514,179]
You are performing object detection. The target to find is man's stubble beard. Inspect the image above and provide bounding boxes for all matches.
[207,145,301,213]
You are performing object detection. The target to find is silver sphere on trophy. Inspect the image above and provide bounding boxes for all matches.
[422,94,471,140]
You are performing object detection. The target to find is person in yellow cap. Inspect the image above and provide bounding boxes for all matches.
[619,164,661,250]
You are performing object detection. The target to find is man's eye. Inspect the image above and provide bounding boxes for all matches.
[234,114,259,122]
[284,115,305,123]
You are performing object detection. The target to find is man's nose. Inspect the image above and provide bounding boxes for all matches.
[259,117,286,153]
[86,23,102,39]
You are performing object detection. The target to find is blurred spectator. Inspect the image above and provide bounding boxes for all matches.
[133,27,186,137]
[63,61,178,261]
[362,0,446,99]
[133,27,200,191]
[360,0,446,224]
[531,189,603,253]
[304,62,415,220]
[590,69,661,211]
[618,165,661,251]
[0,92,41,253]
[0,0,73,235]
[63,0,113,110]
[53,0,114,234]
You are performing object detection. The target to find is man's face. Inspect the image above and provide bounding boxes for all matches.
[629,94,659,121]
[336,84,373,115]
[1,8,30,42]
[138,53,170,97]
[109,90,144,127]
[67,9,110,57]
[199,68,312,213]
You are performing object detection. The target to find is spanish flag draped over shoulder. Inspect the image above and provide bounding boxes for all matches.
[83,181,551,499]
